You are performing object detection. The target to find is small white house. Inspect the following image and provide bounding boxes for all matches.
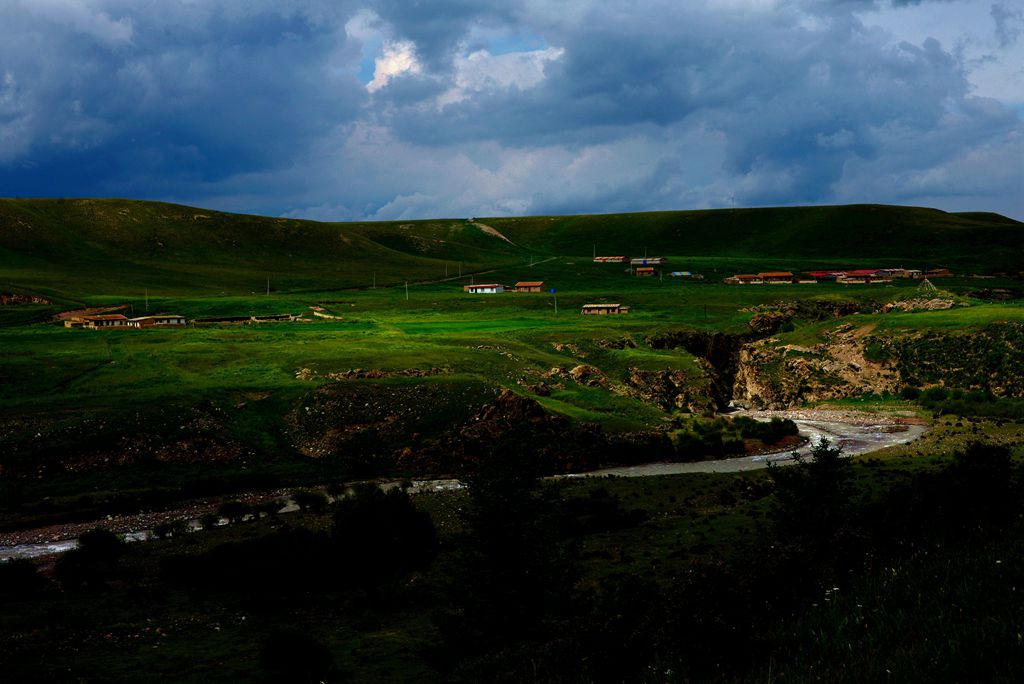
[463,283,505,294]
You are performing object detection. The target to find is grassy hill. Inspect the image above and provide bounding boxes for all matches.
[485,204,1023,271]
[0,199,1020,303]
[0,198,523,300]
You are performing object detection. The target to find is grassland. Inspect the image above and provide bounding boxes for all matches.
[0,198,1022,517]
[1,198,1023,682]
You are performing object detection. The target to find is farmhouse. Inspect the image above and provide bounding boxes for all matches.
[724,274,762,285]
[593,256,627,263]
[581,303,630,315]
[512,281,545,293]
[759,271,797,284]
[131,315,186,327]
[80,314,131,328]
[463,283,505,294]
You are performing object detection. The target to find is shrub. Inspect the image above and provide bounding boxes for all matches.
[217,500,251,523]
[54,528,126,590]
[900,386,920,400]
[291,489,329,513]
[199,512,221,530]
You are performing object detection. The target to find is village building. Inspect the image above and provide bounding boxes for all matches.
[512,281,545,293]
[593,256,627,263]
[925,268,952,278]
[581,303,630,315]
[724,274,762,284]
[630,257,667,266]
[463,283,505,294]
[635,266,656,277]
[79,314,131,328]
[669,271,703,279]
[759,271,797,284]
[130,315,186,327]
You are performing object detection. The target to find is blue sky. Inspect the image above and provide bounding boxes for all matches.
[1,0,1021,220]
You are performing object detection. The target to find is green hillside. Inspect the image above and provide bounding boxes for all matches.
[0,198,523,299]
[0,200,1020,303]
[486,204,1023,271]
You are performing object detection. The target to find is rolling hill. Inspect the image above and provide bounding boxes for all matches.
[0,199,1020,301]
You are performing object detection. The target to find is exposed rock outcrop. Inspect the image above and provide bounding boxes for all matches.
[646,330,749,410]
[624,368,716,415]
[733,325,899,408]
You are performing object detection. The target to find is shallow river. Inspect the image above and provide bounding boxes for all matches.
[0,412,928,561]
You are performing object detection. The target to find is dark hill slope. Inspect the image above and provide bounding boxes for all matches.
[485,205,1023,271]
[1,200,1020,299]
[0,199,522,296]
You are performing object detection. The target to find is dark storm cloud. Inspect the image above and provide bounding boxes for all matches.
[0,1,1021,219]
[0,1,364,205]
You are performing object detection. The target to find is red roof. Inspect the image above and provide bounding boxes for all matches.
[758,271,794,277]
[844,269,882,277]
[515,281,544,287]
[83,314,128,321]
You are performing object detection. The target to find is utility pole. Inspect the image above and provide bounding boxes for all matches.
[445,264,448,278]
[372,272,376,289]
[145,288,148,312]
[551,288,557,316]
[266,278,269,296]
[405,281,409,301]
[459,263,462,277]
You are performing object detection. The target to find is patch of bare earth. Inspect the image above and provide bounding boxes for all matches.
[471,221,516,245]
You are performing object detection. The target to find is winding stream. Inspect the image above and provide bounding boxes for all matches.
[0,411,928,562]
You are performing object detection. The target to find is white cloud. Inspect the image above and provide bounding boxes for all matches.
[438,46,564,107]
[367,40,422,92]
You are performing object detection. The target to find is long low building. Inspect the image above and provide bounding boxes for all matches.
[77,314,132,328]
[131,315,186,327]
[630,257,666,266]
[512,281,545,292]
[581,303,630,315]
[66,313,187,328]
[593,256,627,263]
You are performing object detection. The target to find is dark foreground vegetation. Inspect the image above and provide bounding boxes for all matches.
[2,437,1022,683]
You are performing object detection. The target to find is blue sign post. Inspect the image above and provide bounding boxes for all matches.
[550,288,557,315]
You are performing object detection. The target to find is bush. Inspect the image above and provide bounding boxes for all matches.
[923,386,949,402]
[199,512,221,530]
[217,500,251,524]
[900,386,920,400]
[292,489,329,513]
[153,519,190,540]
[54,528,126,590]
